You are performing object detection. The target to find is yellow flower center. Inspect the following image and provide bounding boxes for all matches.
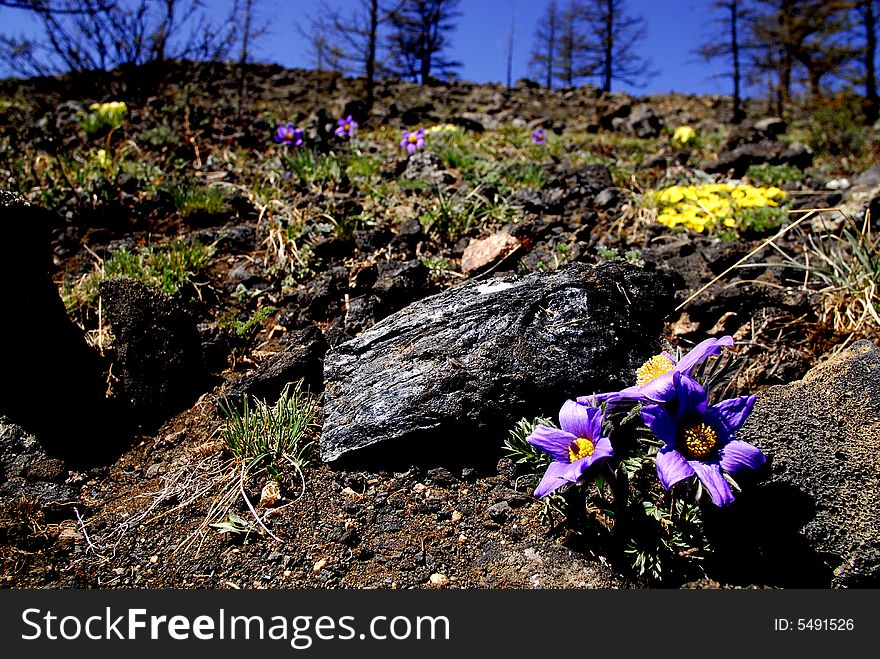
[681,422,718,460]
[408,134,418,143]
[344,123,351,131]
[286,131,294,140]
[636,354,675,386]
[568,437,595,462]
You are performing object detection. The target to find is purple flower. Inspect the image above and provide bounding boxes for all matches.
[274,122,304,146]
[400,128,425,154]
[640,372,765,506]
[526,401,614,498]
[335,115,358,138]
[532,128,546,145]
[581,336,735,407]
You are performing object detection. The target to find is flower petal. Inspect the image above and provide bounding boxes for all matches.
[640,404,678,446]
[577,392,617,406]
[656,447,695,488]
[589,437,614,464]
[670,373,709,420]
[559,400,602,439]
[690,461,734,506]
[675,336,734,375]
[704,394,756,444]
[629,371,678,403]
[526,425,575,463]
[533,461,574,498]
[718,439,766,474]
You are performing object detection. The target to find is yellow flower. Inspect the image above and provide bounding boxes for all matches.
[425,124,458,135]
[88,101,127,127]
[650,183,788,233]
[672,125,696,145]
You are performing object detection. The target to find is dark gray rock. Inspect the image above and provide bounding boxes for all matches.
[100,278,208,418]
[0,418,78,503]
[402,151,455,186]
[345,295,380,336]
[754,117,787,135]
[599,102,631,130]
[372,259,430,314]
[227,324,328,401]
[626,105,663,138]
[0,192,104,456]
[321,262,678,462]
[541,163,613,212]
[487,500,512,522]
[700,141,812,177]
[640,153,668,169]
[594,188,621,210]
[450,113,485,133]
[388,218,426,257]
[713,340,880,587]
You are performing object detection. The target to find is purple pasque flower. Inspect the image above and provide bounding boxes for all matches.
[526,400,614,498]
[532,127,546,145]
[335,115,358,138]
[400,128,425,154]
[274,122,304,146]
[640,371,765,507]
[581,336,735,407]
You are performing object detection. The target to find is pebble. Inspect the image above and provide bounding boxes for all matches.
[487,500,512,522]
[429,573,450,588]
[259,481,282,507]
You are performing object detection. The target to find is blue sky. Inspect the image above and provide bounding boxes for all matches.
[0,0,733,95]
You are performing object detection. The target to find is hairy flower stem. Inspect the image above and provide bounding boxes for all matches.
[561,487,589,529]
[604,463,629,510]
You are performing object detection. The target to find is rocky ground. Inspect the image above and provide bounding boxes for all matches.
[0,62,878,589]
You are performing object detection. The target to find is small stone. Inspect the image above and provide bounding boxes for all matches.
[58,527,83,544]
[488,501,512,522]
[144,463,164,479]
[451,511,463,523]
[341,486,362,499]
[259,481,282,507]
[149,555,159,564]
[313,558,329,573]
[461,232,520,274]
[429,573,450,588]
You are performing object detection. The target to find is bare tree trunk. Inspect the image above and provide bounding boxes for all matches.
[506,11,514,89]
[865,0,879,124]
[731,0,744,122]
[546,7,556,89]
[603,0,613,92]
[365,0,378,109]
[237,0,254,116]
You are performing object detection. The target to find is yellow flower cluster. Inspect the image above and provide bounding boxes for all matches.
[672,125,696,145]
[653,183,786,233]
[89,101,127,124]
[425,123,459,135]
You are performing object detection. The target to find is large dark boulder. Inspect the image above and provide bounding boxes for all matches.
[321,262,678,462]
[0,192,104,456]
[100,278,209,419]
[710,340,880,587]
